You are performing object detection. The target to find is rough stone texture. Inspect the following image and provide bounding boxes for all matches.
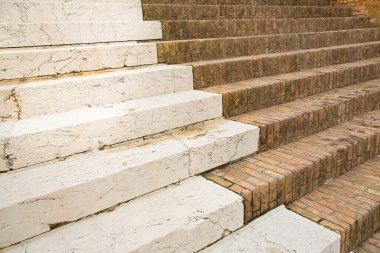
[0,21,162,48]
[0,118,258,248]
[288,155,380,253]
[203,58,380,117]
[204,110,380,223]
[201,205,341,253]
[0,2,143,23]
[232,79,380,151]
[0,90,222,171]
[0,64,193,119]
[2,177,244,253]
[352,230,380,252]
[0,42,158,80]
[333,0,380,23]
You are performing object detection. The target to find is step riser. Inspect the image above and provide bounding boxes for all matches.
[234,81,380,152]
[0,2,143,23]
[1,65,193,120]
[158,28,380,64]
[193,42,380,88]
[162,17,369,40]
[0,22,162,48]
[2,177,244,253]
[0,42,158,80]
[218,61,380,117]
[205,111,380,223]
[144,5,352,20]
[141,0,331,6]
[0,120,258,247]
[0,92,222,171]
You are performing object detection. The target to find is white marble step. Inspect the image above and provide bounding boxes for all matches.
[201,205,341,253]
[0,42,157,80]
[3,0,141,2]
[0,2,143,23]
[1,64,193,120]
[0,118,258,248]
[0,21,161,48]
[0,90,222,171]
[2,177,244,252]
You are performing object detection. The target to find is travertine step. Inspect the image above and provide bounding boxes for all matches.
[1,64,193,120]
[204,58,380,117]
[192,41,380,88]
[0,118,258,248]
[288,155,380,253]
[0,21,162,48]
[352,230,380,252]
[0,2,143,23]
[233,79,380,151]
[143,5,352,20]
[204,110,380,222]
[6,0,142,2]
[161,17,369,40]
[157,28,380,64]
[2,177,244,252]
[141,0,331,6]
[0,42,158,80]
[0,90,222,171]
[201,205,341,253]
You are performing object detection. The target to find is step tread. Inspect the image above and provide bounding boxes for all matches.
[353,230,380,252]
[288,155,380,252]
[2,176,244,252]
[204,110,380,223]
[200,205,340,253]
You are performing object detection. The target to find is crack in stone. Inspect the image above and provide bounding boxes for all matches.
[4,88,22,120]
[2,138,15,170]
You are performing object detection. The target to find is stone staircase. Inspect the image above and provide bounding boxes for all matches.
[1,0,380,253]
[141,0,380,252]
[0,0,259,252]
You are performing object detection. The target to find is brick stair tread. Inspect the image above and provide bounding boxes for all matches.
[288,155,380,252]
[191,41,380,88]
[231,79,380,151]
[143,5,353,20]
[203,110,380,223]
[353,230,380,252]
[157,27,380,64]
[141,0,332,6]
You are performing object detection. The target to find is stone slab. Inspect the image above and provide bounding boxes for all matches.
[2,176,244,252]
[201,205,341,253]
[0,90,222,171]
[0,21,162,48]
[0,64,193,119]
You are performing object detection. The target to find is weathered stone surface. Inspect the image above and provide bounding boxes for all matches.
[0,42,158,80]
[2,177,244,253]
[201,205,340,253]
[0,90,222,171]
[0,64,193,119]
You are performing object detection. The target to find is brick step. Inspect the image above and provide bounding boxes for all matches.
[192,41,380,89]
[143,5,353,20]
[1,65,193,120]
[0,119,257,248]
[1,177,244,252]
[142,0,331,6]
[204,58,380,117]
[157,28,380,64]
[0,90,222,171]
[233,79,380,152]
[353,230,380,252]
[200,205,341,253]
[204,110,380,223]
[161,17,370,40]
[0,21,161,48]
[0,2,143,23]
[288,155,380,252]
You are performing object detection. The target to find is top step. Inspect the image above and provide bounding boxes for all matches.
[141,0,332,6]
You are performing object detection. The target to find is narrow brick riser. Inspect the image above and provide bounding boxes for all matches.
[142,0,331,6]
[193,42,380,89]
[204,111,380,223]
[161,17,369,40]
[157,28,380,64]
[143,5,353,20]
